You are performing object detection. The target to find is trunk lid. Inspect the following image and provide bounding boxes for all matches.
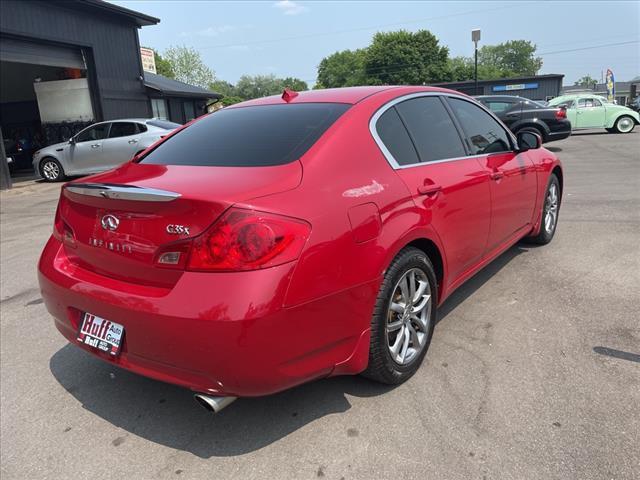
[58,162,302,286]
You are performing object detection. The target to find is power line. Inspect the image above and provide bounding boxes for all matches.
[196,3,534,51]
[537,40,639,55]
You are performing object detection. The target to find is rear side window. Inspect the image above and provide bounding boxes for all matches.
[447,98,512,155]
[375,107,420,166]
[395,97,466,162]
[140,103,350,167]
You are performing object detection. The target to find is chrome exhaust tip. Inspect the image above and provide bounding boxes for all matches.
[194,394,237,413]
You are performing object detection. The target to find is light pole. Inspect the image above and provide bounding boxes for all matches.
[472,29,481,95]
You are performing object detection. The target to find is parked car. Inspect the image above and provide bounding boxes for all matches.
[38,86,562,413]
[476,95,572,143]
[3,138,33,172]
[547,94,640,133]
[32,118,180,181]
[628,96,640,113]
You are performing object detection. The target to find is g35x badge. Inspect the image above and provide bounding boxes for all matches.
[166,224,190,235]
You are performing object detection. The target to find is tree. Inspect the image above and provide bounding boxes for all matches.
[364,30,450,85]
[220,96,244,106]
[234,74,304,99]
[163,45,215,88]
[281,77,308,91]
[448,56,474,82]
[574,75,598,89]
[153,50,174,78]
[477,40,542,77]
[209,80,236,98]
[316,49,368,88]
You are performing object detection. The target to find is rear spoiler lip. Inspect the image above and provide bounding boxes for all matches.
[64,183,181,202]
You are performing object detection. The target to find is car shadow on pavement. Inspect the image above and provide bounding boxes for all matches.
[49,344,395,458]
[49,242,530,458]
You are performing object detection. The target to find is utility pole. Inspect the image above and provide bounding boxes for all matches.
[0,128,13,191]
[472,29,481,95]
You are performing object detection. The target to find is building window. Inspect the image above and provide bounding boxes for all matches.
[151,98,168,119]
[183,101,195,122]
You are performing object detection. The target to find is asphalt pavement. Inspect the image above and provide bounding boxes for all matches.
[1,130,639,480]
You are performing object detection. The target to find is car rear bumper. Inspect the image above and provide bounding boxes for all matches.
[38,236,376,397]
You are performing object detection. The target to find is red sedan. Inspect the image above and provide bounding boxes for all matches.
[38,86,562,412]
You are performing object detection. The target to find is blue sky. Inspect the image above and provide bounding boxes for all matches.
[114,1,640,86]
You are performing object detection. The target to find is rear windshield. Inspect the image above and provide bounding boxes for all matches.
[140,103,350,167]
[146,119,181,130]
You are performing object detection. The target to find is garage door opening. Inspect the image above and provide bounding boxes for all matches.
[0,37,95,176]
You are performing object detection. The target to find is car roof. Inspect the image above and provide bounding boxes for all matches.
[229,86,463,107]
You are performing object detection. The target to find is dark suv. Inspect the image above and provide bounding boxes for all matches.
[477,95,571,143]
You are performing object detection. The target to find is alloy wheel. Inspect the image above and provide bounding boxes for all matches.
[42,161,60,181]
[386,268,432,365]
[544,183,559,234]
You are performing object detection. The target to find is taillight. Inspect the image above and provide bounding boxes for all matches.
[53,205,64,240]
[555,108,566,119]
[154,208,311,272]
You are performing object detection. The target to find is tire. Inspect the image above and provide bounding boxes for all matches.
[517,125,546,143]
[612,115,635,134]
[39,157,65,182]
[361,247,437,384]
[526,173,560,245]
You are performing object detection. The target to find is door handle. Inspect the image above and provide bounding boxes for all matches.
[489,171,504,181]
[577,111,582,115]
[128,139,139,144]
[90,144,101,148]
[417,184,442,196]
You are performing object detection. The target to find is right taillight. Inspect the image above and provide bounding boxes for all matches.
[555,108,567,119]
[155,208,311,272]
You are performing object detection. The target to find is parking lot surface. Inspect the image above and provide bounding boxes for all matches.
[1,131,639,480]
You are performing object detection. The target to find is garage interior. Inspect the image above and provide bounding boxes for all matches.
[0,37,95,175]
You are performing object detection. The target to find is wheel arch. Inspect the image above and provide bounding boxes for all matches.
[552,165,563,196]
[513,121,549,140]
[38,155,65,175]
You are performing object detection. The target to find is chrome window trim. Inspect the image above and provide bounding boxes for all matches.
[64,183,181,202]
[369,91,517,170]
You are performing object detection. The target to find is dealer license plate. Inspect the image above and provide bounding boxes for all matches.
[77,313,124,356]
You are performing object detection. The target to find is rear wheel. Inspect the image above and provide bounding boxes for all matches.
[612,115,635,133]
[39,157,65,182]
[517,125,545,143]
[526,174,560,245]
[362,247,437,384]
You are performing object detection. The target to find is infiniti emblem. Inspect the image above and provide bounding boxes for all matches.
[101,214,120,231]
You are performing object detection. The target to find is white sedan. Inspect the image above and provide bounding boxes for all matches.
[32,118,180,181]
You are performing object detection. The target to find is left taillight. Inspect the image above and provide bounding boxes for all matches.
[53,196,76,248]
[154,208,311,272]
[555,108,567,119]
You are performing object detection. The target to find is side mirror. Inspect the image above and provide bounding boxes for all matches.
[516,131,542,152]
[68,137,75,145]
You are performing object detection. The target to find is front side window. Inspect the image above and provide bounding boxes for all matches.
[578,98,600,108]
[486,101,516,113]
[395,97,466,163]
[75,124,109,143]
[108,122,137,138]
[447,98,512,155]
[140,103,350,167]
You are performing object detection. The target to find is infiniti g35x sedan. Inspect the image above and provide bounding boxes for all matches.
[38,86,562,413]
[33,118,180,182]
